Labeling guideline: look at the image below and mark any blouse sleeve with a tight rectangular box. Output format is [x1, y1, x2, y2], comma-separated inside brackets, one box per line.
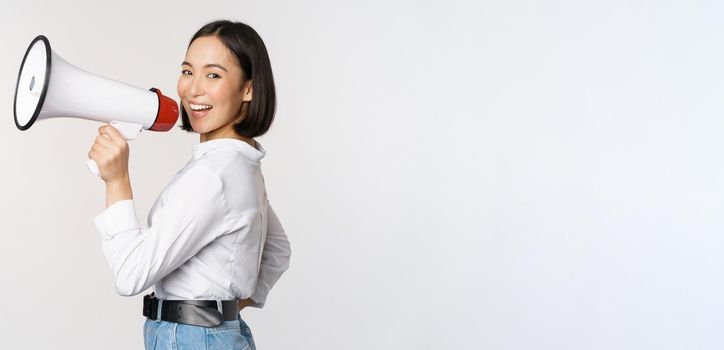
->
[250, 202, 291, 308]
[93, 166, 227, 296]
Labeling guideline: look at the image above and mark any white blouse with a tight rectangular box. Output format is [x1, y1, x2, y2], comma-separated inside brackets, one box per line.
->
[94, 138, 291, 307]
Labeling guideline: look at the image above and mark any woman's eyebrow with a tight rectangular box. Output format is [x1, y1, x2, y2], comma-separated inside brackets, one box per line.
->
[181, 61, 228, 72]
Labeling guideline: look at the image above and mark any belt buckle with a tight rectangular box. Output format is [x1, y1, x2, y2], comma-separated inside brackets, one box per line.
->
[143, 294, 158, 320]
[216, 300, 223, 315]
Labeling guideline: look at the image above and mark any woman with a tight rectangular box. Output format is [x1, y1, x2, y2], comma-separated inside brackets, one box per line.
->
[89, 20, 291, 349]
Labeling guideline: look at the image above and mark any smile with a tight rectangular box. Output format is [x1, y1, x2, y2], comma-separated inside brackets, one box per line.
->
[190, 103, 213, 111]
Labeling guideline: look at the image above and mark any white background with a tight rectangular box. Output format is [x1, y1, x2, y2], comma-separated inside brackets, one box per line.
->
[1, 0, 723, 349]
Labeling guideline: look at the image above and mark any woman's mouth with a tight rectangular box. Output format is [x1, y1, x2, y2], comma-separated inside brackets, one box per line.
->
[189, 103, 213, 118]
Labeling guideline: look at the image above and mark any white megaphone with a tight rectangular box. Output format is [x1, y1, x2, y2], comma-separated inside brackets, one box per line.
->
[13, 35, 179, 177]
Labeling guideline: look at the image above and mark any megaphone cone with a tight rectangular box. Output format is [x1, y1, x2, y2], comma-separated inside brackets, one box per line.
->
[13, 35, 179, 176]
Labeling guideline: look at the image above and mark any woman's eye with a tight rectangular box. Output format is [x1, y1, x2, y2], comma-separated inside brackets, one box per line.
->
[207, 73, 221, 79]
[181, 70, 192, 76]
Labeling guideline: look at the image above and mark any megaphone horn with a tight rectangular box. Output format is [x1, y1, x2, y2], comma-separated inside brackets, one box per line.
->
[13, 35, 179, 176]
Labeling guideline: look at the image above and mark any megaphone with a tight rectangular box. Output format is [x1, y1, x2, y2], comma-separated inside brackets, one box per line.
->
[13, 35, 179, 177]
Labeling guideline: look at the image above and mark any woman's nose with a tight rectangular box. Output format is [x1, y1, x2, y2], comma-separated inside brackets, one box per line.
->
[189, 76, 204, 96]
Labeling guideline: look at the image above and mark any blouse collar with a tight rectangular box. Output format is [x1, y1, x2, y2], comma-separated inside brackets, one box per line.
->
[192, 138, 266, 162]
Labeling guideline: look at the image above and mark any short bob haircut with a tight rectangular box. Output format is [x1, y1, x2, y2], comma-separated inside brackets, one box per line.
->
[179, 20, 277, 138]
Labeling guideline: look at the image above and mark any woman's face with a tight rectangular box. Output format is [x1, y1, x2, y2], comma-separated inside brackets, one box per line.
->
[177, 35, 252, 139]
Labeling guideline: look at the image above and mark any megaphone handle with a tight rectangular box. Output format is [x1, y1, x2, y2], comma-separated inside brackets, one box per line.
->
[109, 121, 143, 140]
[87, 159, 101, 177]
[87, 121, 143, 177]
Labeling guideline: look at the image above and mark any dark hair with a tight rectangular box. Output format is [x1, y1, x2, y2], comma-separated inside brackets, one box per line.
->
[179, 20, 276, 138]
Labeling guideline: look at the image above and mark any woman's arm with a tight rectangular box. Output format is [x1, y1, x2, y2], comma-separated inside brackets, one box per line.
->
[95, 166, 227, 296]
[90, 124, 228, 296]
[106, 176, 133, 208]
[250, 203, 291, 308]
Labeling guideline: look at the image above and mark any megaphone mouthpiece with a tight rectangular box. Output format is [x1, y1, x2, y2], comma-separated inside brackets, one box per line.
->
[149, 88, 180, 132]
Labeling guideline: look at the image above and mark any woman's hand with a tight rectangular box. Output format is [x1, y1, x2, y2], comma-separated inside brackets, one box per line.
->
[239, 298, 253, 310]
[88, 124, 130, 184]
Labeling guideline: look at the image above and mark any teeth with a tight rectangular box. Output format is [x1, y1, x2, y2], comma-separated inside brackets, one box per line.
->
[190, 103, 212, 111]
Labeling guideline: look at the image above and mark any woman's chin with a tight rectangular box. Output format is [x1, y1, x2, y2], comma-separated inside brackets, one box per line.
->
[190, 122, 208, 134]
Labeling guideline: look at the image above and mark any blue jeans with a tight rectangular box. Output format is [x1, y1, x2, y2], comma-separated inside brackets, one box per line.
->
[143, 316, 256, 350]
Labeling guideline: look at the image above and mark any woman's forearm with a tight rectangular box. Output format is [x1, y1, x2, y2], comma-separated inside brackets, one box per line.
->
[106, 175, 133, 208]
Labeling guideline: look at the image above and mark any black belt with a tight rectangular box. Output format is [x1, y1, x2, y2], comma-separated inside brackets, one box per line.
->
[143, 293, 239, 327]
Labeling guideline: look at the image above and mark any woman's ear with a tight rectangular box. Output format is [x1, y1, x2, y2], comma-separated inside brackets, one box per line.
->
[242, 80, 253, 102]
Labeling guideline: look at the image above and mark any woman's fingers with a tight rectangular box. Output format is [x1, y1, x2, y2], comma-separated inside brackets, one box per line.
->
[95, 133, 115, 153]
[99, 124, 126, 146]
[91, 143, 108, 159]
[95, 125, 127, 156]
[88, 149, 101, 161]
[89, 123, 130, 182]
